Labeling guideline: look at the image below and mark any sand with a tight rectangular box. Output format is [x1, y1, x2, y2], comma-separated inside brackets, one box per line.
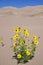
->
[0, 5, 43, 65]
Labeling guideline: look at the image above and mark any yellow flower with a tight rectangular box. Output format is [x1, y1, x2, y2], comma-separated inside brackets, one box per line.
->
[17, 54, 22, 59]
[19, 40, 25, 45]
[24, 29, 29, 37]
[13, 42, 17, 47]
[13, 34, 19, 40]
[24, 29, 28, 32]
[33, 35, 37, 40]
[33, 40, 39, 45]
[25, 49, 31, 56]
[14, 27, 21, 33]
[24, 32, 29, 37]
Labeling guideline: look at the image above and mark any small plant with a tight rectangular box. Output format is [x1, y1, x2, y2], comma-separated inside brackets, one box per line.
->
[0, 37, 5, 47]
[11, 27, 39, 64]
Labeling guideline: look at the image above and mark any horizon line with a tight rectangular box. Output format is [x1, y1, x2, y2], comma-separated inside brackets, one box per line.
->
[0, 5, 43, 8]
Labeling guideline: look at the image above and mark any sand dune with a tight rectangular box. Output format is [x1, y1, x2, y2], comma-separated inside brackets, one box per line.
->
[0, 6, 43, 65]
[0, 6, 43, 17]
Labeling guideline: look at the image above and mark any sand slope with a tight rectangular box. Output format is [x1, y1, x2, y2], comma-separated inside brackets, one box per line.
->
[0, 6, 43, 65]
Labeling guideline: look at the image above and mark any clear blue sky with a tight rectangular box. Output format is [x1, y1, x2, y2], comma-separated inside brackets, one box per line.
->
[0, 0, 43, 8]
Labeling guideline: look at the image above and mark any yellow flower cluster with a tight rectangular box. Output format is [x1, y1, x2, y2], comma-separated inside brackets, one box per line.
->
[14, 27, 21, 33]
[25, 49, 31, 56]
[11, 27, 39, 63]
[12, 28, 30, 40]
[32, 35, 39, 45]
[19, 39, 25, 45]
[24, 29, 29, 37]
[13, 34, 19, 40]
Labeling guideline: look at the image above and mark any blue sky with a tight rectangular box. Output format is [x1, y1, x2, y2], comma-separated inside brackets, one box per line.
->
[0, 0, 43, 8]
